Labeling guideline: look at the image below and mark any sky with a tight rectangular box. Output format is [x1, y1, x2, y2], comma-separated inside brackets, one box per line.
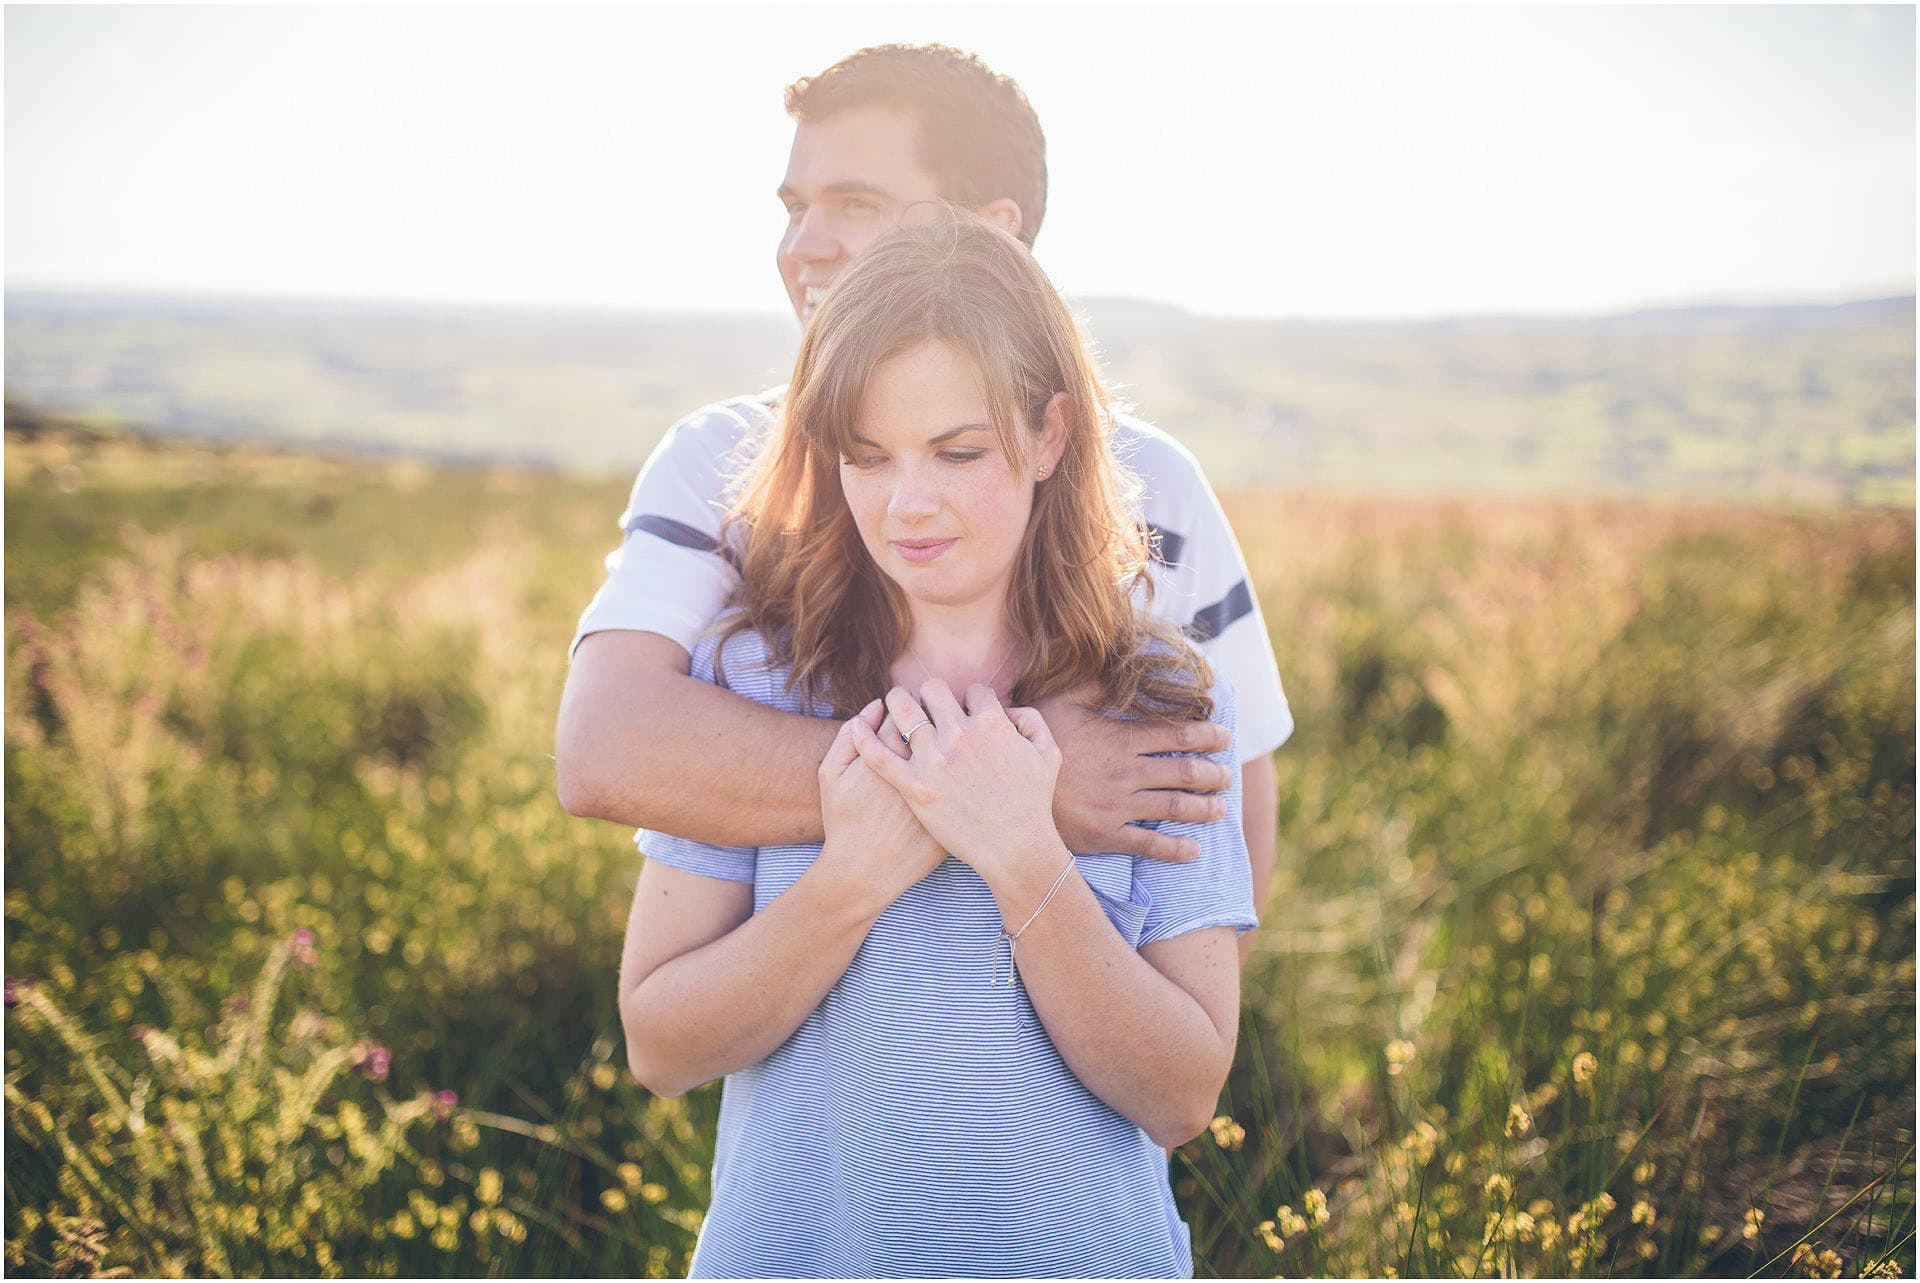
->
[6, 4, 1914, 319]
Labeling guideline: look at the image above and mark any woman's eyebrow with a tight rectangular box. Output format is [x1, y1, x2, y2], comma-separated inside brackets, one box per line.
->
[847, 423, 992, 448]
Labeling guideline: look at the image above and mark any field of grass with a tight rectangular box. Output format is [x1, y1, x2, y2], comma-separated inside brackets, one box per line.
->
[4, 409, 1914, 1277]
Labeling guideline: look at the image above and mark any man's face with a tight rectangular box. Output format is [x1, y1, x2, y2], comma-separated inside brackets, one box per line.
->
[777, 106, 947, 324]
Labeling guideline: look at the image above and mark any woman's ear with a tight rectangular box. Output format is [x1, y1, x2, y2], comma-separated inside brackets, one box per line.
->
[1035, 393, 1071, 478]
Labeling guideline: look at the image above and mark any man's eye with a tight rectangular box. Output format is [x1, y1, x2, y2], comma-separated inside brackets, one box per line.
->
[844, 199, 880, 216]
[784, 203, 806, 223]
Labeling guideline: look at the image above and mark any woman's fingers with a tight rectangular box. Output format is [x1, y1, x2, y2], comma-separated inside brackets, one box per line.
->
[876, 714, 911, 758]
[1007, 705, 1057, 755]
[885, 685, 934, 750]
[819, 703, 874, 778]
[918, 678, 966, 731]
[963, 682, 1004, 719]
[850, 715, 916, 793]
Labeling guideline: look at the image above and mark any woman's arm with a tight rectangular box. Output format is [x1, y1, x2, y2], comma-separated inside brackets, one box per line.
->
[980, 852, 1239, 1147]
[854, 680, 1246, 1145]
[619, 704, 948, 1097]
[617, 857, 880, 1098]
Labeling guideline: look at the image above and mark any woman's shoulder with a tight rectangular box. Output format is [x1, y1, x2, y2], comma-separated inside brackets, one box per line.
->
[688, 613, 818, 714]
[1133, 626, 1237, 730]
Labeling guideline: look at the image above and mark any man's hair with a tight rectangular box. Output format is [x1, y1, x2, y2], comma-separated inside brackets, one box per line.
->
[785, 44, 1049, 247]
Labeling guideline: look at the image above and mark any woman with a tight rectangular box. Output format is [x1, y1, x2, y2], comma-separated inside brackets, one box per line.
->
[616, 209, 1255, 1278]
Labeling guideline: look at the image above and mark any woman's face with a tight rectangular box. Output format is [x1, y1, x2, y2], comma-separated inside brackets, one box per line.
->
[840, 339, 1064, 614]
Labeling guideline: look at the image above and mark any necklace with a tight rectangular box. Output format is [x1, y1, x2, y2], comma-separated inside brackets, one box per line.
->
[908, 639, 1019, 697]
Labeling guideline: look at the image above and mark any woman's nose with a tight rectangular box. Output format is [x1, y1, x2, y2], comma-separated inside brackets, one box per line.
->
[886, 471, 940, 522]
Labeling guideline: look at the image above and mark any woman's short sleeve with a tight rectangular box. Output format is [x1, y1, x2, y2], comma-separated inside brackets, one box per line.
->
[1130, 678, 1260, 945]
[629, 622, 773, 886]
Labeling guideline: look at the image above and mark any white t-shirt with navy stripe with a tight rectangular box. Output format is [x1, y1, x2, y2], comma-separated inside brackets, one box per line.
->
[642, 624, 1257, 1279]
[570, 390, 1294, 761]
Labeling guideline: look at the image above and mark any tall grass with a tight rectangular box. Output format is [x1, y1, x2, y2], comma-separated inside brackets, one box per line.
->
[6, 421, 1913, 1276]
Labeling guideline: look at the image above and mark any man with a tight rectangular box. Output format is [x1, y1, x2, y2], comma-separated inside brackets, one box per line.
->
[556, 44, 1290, 933]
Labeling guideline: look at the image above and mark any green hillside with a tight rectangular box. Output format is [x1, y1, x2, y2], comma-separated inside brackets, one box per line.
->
[7, 292, 1912, 504]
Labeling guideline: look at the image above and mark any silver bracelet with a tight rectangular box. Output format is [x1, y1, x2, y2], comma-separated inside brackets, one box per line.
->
[990, 851, 1078, 989]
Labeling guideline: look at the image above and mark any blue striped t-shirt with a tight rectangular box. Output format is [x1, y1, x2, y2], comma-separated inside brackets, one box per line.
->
[639, 624, 1258, 1279]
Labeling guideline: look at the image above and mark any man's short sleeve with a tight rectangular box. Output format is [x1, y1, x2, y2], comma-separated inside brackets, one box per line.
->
[1131, 681, 1260, 945]
[1116, 416, 1294, 763]
[569, 395, 773, 658]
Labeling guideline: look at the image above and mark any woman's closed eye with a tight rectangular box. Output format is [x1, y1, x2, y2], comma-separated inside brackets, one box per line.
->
[840, 450, 986, 469]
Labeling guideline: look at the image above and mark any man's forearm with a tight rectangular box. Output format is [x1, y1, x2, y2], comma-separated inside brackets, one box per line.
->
[982, 850, 1238, 1147]
[1239, 754, 1279, 964]
[557, 631, 838, 845]
[622, 862, 881, 1097]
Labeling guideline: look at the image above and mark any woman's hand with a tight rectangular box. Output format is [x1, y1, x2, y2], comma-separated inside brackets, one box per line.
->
[851, 679, 1065, 883]
[817, 699, 949, 915]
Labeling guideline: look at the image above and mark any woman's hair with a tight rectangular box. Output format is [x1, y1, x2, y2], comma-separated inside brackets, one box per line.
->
[719, 207, 1212, 724]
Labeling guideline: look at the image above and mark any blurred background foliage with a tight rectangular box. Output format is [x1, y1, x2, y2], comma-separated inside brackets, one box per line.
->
[7, 292, 1913, 505]
[4, 374, 1914, 1277]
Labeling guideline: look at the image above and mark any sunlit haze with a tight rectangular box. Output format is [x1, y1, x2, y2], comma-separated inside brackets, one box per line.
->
[7, 5, 1914, 319]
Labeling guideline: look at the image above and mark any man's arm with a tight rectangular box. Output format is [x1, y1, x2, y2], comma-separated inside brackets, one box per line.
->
[558, 631, 1238, 852]
[1238, 754, 1278, 964]
[556, 631, 838, 846]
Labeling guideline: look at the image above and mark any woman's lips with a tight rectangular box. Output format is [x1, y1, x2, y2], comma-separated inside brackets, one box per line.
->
[891, 538, 957, 564]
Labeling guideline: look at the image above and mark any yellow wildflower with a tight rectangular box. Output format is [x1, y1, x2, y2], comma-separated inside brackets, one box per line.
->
[476, 1168, 503, 1206]
[1743, 1207, 1765, 1241]
[591, 1062, 618, 1091]
[1631, 1198, 1655, 1227]
[1303, 1188, 1329, 1227]
[1484, 1173, 1513, 1202]
[1633, 1160, 1655, 1184]
[618, 1162, 644, 1194]
[1208, 1115, 1246, 1150]
[1385, 1039, 1416, 1076]
[640, 1182, 668, 1204]
[1277, 1205, 1309, 1237]
[1637, 1240, 1658, 1261]
[1571, 1051, 1598, 1087]
[1255, 1219, 1283, 1253]
[601, 1188, 629, 1214]
[1505, 1103, 1532, 1138]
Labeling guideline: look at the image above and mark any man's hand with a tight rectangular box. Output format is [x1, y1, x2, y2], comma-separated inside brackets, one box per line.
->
[1036, 691, 1232, 862]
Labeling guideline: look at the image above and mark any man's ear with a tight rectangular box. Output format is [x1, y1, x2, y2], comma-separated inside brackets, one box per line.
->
[972, 197, 1024, 241]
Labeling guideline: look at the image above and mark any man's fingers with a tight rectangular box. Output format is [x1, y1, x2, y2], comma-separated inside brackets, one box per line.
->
[1137, 789, 1228, 825]
[1137, 752, 1234, 795]
[884, 686, 934, 749]
[1134, 717, 1231, 758]
[851, 716, 916, 792]
[1107, 824, 1201, 864]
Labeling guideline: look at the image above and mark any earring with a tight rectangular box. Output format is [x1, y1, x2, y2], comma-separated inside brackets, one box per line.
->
[1036, 465, 1051, 479]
